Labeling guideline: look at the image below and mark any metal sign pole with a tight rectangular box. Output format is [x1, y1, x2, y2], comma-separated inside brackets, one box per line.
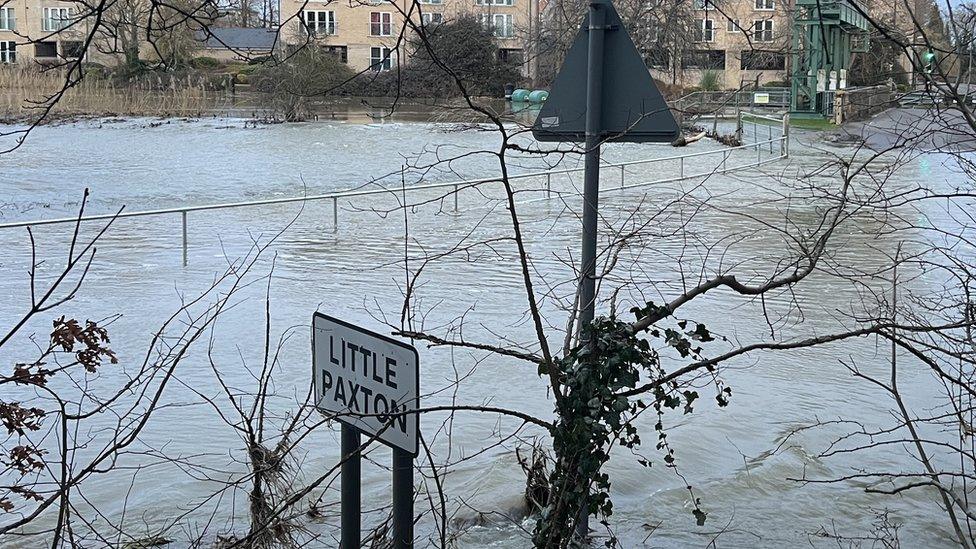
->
[314, 314, 420, 549]
[577, 0, 606, 541]
[340, 424, 361, 549]
[392, 448, 414, 549]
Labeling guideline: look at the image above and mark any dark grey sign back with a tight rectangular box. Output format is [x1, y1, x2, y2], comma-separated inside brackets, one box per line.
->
[531, 0, 679, 143]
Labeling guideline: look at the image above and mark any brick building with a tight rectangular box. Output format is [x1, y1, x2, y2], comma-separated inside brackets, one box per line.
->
[0, 0, 85, 64]
[645, 0, 793, 89]
[277, 0, 540, 78]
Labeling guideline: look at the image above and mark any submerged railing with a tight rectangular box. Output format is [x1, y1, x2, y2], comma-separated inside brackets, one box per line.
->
[0, 112, 789, 265]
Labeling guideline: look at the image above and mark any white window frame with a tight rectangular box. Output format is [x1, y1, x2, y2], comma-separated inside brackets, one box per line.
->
[693, 0, 711, 10]
[369, 46, 394, 71]
[480, 13, 514, 37]
[42, 7, 71, 31]
[493, 13, 513, 37]
[420, 0, 442, 4]
[369, 11, 392, 36]
[696, 19, 714, 42]
[0, 7, 15, 31]
[726, 18, 739, 32]
[303, 10, 336, 36]
[421, 12, 443, 26]
[0, 41, 15, 64]
[476, 0, 514, 6]
[754, 0, 774, 10]
[753, 19, 773, 42]
[638, 23, 659, 43]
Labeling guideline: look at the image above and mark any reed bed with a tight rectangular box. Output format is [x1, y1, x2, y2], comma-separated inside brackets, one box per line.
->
[0, 67, 229, 121]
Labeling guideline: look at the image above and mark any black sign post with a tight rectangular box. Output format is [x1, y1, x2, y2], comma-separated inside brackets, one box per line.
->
[340, 424, 361, 549]
[313, 313, 420, 549]
[392, 448, 414, 548]
[532, 0, 679, 540]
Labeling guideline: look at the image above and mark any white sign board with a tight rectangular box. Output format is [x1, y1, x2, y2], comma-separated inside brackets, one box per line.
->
[753, 92, 770, 105]
[312, 313, 419, 456]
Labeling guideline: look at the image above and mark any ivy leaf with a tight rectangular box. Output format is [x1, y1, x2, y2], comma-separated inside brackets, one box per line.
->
[682, 390, 699, 414]
[689, 323, 714, 342]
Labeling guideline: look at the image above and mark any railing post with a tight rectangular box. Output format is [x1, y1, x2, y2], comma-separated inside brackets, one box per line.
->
[620, 165, 625, 187]
[546, 173, 551, 198]
[679, 156, 684, 179]
[782, 113, 790, 157]
[757, 141, 762, 164]
[332, 197, 338, 232]
[181, 211, 188, 267]
[453, 185, 458, 212]
[722, 150, 728, 171]
[736, 110, 743, 143]
[768, 125, 773, 153]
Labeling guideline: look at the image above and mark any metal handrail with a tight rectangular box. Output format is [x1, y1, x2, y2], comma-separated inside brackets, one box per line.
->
[739, 112, 784, 123]
[0, 136, 786, 230]
[0, 114, 789, 265]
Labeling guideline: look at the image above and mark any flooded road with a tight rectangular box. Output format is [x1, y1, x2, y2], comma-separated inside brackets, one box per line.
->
[0, 116, 966, 547]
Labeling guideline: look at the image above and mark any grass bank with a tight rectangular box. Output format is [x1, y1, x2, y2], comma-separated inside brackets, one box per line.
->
[0, 67, 230, 123]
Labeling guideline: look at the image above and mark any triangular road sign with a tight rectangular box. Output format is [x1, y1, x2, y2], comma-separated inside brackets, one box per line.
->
[532, 0, 679, 143]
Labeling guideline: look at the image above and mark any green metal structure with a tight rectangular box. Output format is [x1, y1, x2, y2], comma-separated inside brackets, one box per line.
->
[790, 0, 870, 117]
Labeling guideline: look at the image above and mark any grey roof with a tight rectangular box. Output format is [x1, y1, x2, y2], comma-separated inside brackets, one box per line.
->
[199, 27, 278, 51]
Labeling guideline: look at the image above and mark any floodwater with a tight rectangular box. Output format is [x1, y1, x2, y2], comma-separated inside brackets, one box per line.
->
[0, 113, 968, 548]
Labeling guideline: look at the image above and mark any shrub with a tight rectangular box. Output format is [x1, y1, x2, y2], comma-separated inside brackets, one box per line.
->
[251, 48, 356, 121]
[699, 70, 721, 91]
[248, 55, 274, 65]
[190, 56, 223, 70]
[343, 16, 522, 99]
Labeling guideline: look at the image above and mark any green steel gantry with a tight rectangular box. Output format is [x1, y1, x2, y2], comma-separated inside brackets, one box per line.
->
[790, 0, 870, 117]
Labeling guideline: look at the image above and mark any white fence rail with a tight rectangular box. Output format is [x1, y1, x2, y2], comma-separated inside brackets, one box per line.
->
[0, 113, 789, 265]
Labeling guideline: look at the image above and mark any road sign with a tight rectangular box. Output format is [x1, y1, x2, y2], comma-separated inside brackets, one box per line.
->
[529, 0, 680, 540]
[312, 313, 419, 456]
[531, 0, 678, 143]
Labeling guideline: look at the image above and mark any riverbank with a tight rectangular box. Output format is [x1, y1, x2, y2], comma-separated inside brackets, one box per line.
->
[0, 67, 231, 123]
[0, 64, 544, 126]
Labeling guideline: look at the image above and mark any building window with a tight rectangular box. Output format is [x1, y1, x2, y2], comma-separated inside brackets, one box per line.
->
[741, 50, 785, 70]
[420, 0, 442, 4]
[62, 41, 83, 58]
[34, 41, 57, 57]
[303, 10, 336, 36]
[42, 7, 71, 31]
[421, 12, 443, 26]
[643, 47, 669, 70]
[636, 22, 659, 43]
[370, 12, 392, 36]
[476, 0, 514, 5]
[753, 19, 773, 42]
[324, 45, 347, 63]
[370, 46, 393, 71]
[498, 48, 522, 64]
[755, 0, 774, 10]
[0, 41, 15, 64]
[726, 18, 739, 32]
[0, 7, 15, 31]
[695, 19, 714, 42]
[479, 13, 513, 37]
[693, 0, 711, 10]
[681, 49, 725, 69]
